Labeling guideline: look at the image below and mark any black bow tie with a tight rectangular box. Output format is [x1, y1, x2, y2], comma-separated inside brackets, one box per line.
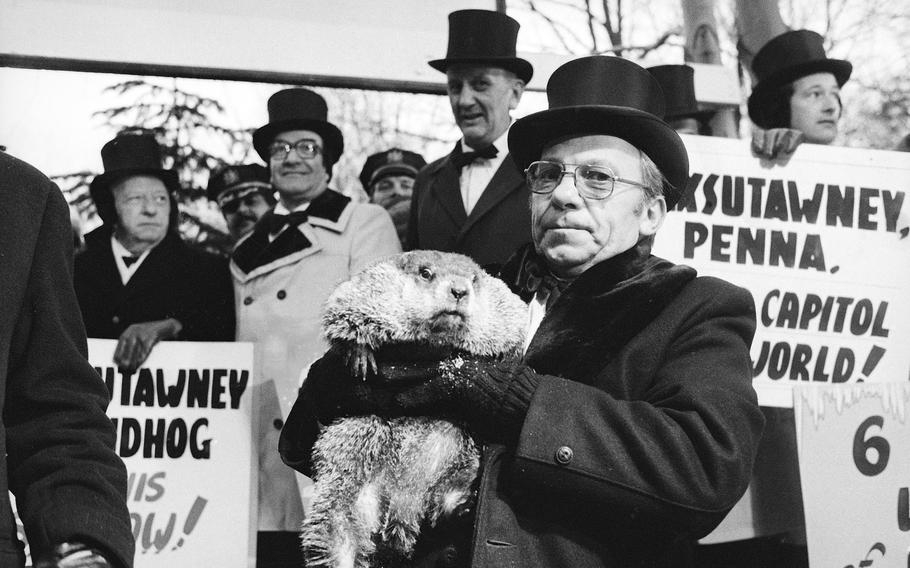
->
[122, 255, 139, 267]
[267, 211, 309, 234]
[452, 145, 498, 169]
[519, 253, 572, 310]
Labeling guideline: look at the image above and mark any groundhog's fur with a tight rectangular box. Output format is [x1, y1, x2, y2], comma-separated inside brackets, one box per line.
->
[301, 250, 528, 568]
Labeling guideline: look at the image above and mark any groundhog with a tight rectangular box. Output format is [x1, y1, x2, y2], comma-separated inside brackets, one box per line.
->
[301, 250, 528, 568]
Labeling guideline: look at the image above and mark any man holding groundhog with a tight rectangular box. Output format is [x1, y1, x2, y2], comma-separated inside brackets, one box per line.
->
[281, 56, 764, 567]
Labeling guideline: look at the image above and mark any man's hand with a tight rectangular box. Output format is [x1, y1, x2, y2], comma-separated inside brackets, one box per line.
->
[301, 347, 402, 425]
[113, 318, 182, 372]
[751, 127, 805, 160]
[390, 355, 539, 444]
[34, 542, 114, 568]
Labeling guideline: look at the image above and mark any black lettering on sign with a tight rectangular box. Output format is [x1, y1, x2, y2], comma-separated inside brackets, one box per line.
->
[853, 416, 890, 477]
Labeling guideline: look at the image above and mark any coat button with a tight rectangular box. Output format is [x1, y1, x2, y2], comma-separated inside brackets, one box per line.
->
[554, 445, 573, 465]
[111, 315, 120, 324]
[273, 418, 284, 430]
[243, 296, 253, 306]
[277, 290, 287, 300]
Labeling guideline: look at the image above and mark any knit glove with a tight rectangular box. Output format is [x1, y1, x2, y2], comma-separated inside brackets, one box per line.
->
[34, 542, 115, 568]
[388, 354, 541, 445]
[300, 347, 401, 425]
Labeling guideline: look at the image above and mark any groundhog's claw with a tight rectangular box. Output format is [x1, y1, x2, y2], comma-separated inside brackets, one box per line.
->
[346, 344, 377, 380]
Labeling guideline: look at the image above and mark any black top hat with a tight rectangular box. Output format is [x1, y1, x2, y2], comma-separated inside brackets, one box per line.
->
[648, 64, 715, 122]
[89, 132, 180, 224]
[748, 29, 852, 128]
[509, 56, 689, 208]
[207, 163, 272, 203]
[358, 148, 427, 194]
[252, 88, 344, 165]
[429, 10, 533, 84]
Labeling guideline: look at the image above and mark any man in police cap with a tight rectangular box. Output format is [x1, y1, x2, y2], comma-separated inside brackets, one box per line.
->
[359, 147, 426, 247]
[408, 9, 533, 270]
[207, 163, 275, 244]
[232, 87, 400, 567]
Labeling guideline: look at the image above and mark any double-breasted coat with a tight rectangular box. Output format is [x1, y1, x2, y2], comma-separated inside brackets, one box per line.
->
[281, 244, 765, 567]
[406, 147, 531, 270]
[0, 152, 133, 567]
[231, 189, 400, 532]
[73, 226, 235, 342]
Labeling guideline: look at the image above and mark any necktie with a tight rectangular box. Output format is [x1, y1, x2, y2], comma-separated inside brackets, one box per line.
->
[122, 255, 139, 267]
[451, 145, 498, 169]
[267, 211, 309, 234]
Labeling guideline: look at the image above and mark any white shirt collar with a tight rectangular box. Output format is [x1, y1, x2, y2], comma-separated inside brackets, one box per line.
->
[459, 126, 510, 155]
[111, 235, 154, 285]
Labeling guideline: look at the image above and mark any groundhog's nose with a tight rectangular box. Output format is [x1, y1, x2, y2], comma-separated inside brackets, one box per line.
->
[450, 286, 468, 301]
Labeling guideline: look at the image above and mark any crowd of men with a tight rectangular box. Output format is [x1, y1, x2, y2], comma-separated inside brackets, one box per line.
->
[3, 7, 871, 568]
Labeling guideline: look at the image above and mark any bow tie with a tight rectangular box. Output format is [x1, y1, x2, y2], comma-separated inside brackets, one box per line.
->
[519, 252, 572, 310]
[267, 211, 309, 234]
[451, 145, 498, 169]
[122, 255, 139, 267]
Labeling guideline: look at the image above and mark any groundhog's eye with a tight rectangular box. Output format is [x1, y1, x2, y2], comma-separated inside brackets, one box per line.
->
[418, 266, 434, 281]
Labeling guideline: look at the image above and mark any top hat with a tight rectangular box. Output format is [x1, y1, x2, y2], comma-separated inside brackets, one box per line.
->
[429, 10, 533, 84]
[747, 29, 852, 128]
[207, 163, 273, 204]
[509, 56, 689, 208]
[358, 148, 427, 194]
[252, 88, 344, 165]
[89, 132, 180, 224]
[648, 64, 715, 122]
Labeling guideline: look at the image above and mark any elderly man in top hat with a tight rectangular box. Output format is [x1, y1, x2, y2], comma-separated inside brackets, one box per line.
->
[231, 87, 400, 567]
[407, 9, 533, 270]
[359, 147, 426, 247]
[649, 64, 716, 136]
[748, 29, 852, 159]
[207, 163, 275, 244]
[281, 56, 764, 568]
[74, 132, 235, 372]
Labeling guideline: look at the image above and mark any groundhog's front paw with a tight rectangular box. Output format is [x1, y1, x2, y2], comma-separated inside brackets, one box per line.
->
[345, 343, 377, 380]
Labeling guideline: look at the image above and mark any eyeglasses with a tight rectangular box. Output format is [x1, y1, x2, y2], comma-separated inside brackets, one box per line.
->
[268, 140, 322, 161]
[525, 160, 649, 200]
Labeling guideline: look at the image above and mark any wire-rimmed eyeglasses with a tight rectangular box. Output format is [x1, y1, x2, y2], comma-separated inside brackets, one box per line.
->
[525, 160, 649, 200]
[268, 140, 322, 161]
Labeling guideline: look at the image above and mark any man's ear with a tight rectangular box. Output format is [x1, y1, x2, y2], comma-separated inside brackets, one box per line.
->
[639, 196, 667, 237]
[509, 79, 525, 111]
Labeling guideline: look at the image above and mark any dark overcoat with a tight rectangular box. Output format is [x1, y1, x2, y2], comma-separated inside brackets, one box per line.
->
[74, 226, 235, 341]
[281, 244, 765, 567]
[406, 148, 531, 270]
[0, 152, 134, 567]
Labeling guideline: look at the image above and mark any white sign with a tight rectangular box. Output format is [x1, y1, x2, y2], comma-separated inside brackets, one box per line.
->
[89, 339, 256, 568]
[653, 137, 910, 407]
[794, 382, 910, 568]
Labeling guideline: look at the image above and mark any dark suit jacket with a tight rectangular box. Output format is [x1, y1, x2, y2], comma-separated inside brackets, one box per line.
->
[407, 147, 531, 270]
[0, 152, 134, 567]
[74, 226, 235, 341]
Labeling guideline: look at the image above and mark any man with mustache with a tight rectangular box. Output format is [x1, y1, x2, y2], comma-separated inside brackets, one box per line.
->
[231, 88, 400, 568]
[359, 147, 426, 248]
[407, 9, 533, 271]
[208, 163, 275, 244]
[748, 29, 851, 160]
[282, 56, 764, 568]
